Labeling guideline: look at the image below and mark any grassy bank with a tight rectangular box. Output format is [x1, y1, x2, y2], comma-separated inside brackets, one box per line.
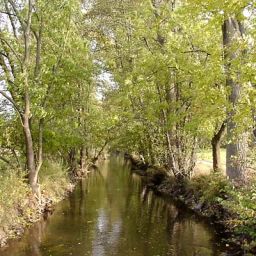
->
[128, 154, 256, 255]
[0, 160, 75, 247]
[154, 173, 256, 254]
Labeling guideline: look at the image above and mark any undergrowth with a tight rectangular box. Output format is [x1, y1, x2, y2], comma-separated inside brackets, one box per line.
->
[39, 160, 72, 203]
[189, 172, 256, 252]
[0, 171, 30, 231]
[0, 160, 73, 246]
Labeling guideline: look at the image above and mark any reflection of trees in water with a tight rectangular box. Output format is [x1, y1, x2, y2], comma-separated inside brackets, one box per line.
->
[0, 157, 224, 256]
[0, 216, 48, 256]
[92, 208, 122, 256]
[139, 186, 221, 256]
[78, 159, 221, 255]
[68, 168, 104, 217]
[70, 157, 127, 256]
[78, 179, 86, 217]
[98, 159, 220, 256]
[104, 157, 134, 218]
[141, 187, 179, 237]
[87, 157, 132, 255]
[27, 219, 48, 256]
[166, 207, 217, 255]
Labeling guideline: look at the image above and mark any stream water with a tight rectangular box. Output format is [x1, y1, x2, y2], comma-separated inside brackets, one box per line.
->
[0, 156, 227, 256]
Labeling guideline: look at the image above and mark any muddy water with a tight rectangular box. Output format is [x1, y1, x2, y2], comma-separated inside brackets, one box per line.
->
[0, 156, 226, 256]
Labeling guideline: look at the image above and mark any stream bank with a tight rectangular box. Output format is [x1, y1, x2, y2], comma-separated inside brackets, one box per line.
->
[126, 153, 255, 255]
[0, 156, 228, 256]
[0, 163, 87, 248]
[0, 182, 75, 248]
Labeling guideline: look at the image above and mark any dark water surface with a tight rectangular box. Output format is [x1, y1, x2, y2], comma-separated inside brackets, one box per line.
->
[0, 156, 226, 256]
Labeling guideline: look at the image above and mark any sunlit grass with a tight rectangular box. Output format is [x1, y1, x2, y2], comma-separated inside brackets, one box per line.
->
[195, 148, 226, 175]
[197, 148, 226, 163]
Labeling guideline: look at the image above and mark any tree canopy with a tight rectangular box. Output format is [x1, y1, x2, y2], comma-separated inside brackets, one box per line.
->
[0, 0, 256, 190]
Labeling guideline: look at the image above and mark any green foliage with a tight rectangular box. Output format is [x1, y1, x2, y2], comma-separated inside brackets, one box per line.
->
[88, 0, 228, 174]
[189, 173, 256, 250]
[0, 161, 73, 242]
[39, 160, 72, 203]
[0, 171, 30, 233]
[223, 181, 256, 237]
[190, 173, 231, 203]
[39, 160, 67, 182]
[0, 0, 256, 250]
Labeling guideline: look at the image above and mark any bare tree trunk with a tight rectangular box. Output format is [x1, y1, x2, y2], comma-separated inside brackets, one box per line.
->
[37, 119, 43, 172]
[68, 148, 77, 172]
[79, 146, 86, 172]
[23, 107, 38, 194]
[223, 16, 248, 181]
[211, 121, 226, 171]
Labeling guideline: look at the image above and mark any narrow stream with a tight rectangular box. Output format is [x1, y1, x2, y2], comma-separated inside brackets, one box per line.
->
[0, 156, 226, 256]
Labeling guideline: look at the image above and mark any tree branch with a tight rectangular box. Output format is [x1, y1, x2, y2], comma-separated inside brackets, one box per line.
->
[182, 49, 211, 55]
[0, 155, 14, 167]
[0, 90, 23, 117]
[0, 37, 23, 66]
[7, 0, 26, 30]
[4, 0, 18, 39]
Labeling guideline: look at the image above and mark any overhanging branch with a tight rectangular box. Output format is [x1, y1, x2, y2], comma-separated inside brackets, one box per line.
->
[0, 90, 23, 117]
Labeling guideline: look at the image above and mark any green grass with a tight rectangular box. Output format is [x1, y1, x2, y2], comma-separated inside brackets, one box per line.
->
[39, 160, 72, 202]
[0, 170, 33, 240]
[0, 160, 73, 245]
[197, 148, 226, 163]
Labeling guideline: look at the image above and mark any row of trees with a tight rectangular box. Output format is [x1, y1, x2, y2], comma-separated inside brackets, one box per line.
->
[0, 0, 113, 195]
[87, 0, 256, 182]
[1, 0, 256, 195]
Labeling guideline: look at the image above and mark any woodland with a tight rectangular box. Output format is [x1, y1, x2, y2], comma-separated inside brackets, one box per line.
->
[0, 0, 256, 253]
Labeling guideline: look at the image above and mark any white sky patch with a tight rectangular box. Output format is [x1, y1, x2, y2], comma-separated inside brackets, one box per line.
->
[98, 72, 115, 86]
[96, 71, 117, 100]
[244, 8, 251, 18]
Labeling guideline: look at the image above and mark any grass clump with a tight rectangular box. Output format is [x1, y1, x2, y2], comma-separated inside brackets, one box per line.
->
[0, 170, 36, 243]
[39, 160, 73, 203]
[0, 160, 74, 246]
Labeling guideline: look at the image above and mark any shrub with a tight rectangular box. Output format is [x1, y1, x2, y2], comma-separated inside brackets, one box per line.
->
[189, 172, 231, 203]
[189, 172, 256, 251]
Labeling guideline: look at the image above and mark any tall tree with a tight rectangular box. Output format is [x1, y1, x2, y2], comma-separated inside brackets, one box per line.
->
[222, 15, 248, 180]
[0, 0, 93, 193]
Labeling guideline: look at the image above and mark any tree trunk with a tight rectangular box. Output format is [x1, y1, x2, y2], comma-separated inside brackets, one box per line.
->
[92, 141, 108, 163]
[211, 121, 226, 171]
[37, 119, 44, 172]
[222, 16, 247, 181]
[23, 114, 38, 194]
[68, 148, 77, 173]
[79, 146, 86, 172]
[147, 135, 156, 165]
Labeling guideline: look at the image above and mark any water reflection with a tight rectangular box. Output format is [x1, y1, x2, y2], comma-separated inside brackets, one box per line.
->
[0, 156, 225, 256]
[92, 208, 121, 256]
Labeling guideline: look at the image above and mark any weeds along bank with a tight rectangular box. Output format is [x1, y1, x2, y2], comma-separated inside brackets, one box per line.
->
[128, 154, 256, 255]
[0, 160, 75, 247]
[156, 174, 256, 254]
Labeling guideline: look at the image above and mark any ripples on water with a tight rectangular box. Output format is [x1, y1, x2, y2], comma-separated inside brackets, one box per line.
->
[0, 156, 226, 256]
